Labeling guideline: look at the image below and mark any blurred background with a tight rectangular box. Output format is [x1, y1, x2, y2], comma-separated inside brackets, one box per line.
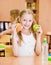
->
[0, 0, 51, 57]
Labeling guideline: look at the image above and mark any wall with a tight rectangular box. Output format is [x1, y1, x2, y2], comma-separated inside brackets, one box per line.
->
[0, 0, 51, 36]
[0, 0, 25, 21]
[39, 0, 51, 38]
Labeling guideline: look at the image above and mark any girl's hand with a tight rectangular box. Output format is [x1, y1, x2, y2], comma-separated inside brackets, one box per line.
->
[36, 25, 43, 37]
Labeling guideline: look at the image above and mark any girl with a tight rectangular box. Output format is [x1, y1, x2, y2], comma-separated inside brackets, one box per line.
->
[0, 9, 42, 56]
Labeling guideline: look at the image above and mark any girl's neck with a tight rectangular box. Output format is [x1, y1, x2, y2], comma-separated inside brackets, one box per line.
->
[21, 29, 31, 35]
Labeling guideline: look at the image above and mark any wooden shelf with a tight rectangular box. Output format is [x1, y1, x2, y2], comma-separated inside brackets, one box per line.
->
[25, 0, 39, 23]
[0, 35, 10, 43]
[26, 0, 34, 2]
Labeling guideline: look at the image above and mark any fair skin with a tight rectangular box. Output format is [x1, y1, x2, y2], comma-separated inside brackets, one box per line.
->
[0, 13, 42, 56]
[20, 13, 33, 35]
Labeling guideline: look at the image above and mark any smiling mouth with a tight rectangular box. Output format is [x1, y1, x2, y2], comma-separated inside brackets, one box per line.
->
[24, 25, 29, 27]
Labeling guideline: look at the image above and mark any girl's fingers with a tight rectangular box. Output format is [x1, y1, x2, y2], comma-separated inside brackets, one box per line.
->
[36, 25, 43, 35]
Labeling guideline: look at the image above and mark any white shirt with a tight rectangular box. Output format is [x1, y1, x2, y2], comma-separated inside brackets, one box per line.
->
[12, 22, 36, 56]
[19, 33, 36, 56]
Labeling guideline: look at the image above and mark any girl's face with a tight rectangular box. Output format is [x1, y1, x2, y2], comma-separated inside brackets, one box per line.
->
[20, 13, 34, 30]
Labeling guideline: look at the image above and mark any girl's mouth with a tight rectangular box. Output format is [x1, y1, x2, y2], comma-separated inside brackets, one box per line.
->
[24, 25, 29, 27]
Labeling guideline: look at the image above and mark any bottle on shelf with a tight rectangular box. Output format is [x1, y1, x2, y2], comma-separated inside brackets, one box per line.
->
[31, 2, 36, 10]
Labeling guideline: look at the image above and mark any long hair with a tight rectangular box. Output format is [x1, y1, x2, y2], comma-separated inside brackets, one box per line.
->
[16, 9, 37, 45]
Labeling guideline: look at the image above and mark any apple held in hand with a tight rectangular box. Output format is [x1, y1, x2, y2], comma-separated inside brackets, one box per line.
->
[33, 24, 39, 32]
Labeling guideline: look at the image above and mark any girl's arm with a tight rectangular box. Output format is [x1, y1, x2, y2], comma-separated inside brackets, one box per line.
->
[35, 26, 42, 56]
[12, 26, 19, 57]
[12, 39, 19, 57]
[35, 36, 42, 56]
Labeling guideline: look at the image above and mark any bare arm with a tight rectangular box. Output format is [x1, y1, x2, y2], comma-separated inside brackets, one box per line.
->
[12, 39, 19, 57]
[35, 25, 42, 56]
[12, 26, 19, 57]
[35, 37, 42, 56]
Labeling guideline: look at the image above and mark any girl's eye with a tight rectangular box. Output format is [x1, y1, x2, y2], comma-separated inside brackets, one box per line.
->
[23, 19, 26, 21]
[29, 20, 31, 22]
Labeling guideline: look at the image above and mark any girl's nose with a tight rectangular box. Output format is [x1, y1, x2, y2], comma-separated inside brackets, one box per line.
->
[25, 20, 28, 25]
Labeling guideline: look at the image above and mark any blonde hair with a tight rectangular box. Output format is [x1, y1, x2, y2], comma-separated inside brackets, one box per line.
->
[17, 9, 37, 45]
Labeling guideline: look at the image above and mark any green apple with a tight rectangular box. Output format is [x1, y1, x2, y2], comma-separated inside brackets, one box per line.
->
[33, 24, 39, 31]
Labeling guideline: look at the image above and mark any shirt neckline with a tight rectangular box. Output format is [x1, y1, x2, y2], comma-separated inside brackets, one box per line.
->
[21, 32, 32, 37]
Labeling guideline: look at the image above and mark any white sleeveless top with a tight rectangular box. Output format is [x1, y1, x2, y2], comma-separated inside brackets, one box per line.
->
[19, 33, 36, 56]
[12, 22, 36, 56]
